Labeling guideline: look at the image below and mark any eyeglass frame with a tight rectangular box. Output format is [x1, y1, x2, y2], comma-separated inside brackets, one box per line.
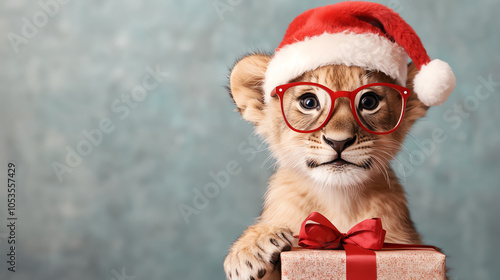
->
[270, 82, 411, 135]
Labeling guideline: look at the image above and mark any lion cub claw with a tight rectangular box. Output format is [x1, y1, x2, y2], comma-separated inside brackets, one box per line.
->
[224, 225, 294, 280]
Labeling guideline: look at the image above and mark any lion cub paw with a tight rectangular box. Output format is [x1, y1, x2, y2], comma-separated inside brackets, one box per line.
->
[224, 226, 294, 280]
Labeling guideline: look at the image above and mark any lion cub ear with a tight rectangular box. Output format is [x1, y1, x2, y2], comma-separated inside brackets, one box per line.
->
[229, 53, 271, 124]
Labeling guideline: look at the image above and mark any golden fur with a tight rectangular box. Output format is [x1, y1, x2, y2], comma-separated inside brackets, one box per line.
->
[224, 53, 428, 280]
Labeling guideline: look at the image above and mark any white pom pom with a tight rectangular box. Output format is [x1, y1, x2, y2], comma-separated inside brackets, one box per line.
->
[413, 59, 456, 106]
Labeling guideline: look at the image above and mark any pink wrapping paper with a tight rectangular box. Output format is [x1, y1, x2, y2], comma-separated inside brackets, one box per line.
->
[281, 248, 446, 280]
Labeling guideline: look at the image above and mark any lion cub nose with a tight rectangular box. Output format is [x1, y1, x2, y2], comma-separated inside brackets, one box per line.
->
[323, 135, 356, 154]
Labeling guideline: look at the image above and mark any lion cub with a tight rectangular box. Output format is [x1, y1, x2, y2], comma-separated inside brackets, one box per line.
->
[223, 53, 428, 280]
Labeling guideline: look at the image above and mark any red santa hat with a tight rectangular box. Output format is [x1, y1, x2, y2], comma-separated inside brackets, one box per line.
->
[263, 2, 456, 106]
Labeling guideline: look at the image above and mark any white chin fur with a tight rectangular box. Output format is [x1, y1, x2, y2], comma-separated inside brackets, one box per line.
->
[308, 166, 371, 190]
[275, 149, 371, 190]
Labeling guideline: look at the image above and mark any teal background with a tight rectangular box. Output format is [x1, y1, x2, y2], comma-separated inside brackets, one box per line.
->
[0, 0, 499, 279]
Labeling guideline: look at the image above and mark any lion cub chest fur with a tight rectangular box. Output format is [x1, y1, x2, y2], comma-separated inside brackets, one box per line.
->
[224, 54, 427, 280]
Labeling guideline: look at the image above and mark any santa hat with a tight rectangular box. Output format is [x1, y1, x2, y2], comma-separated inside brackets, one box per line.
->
[263, 2, 456, 106]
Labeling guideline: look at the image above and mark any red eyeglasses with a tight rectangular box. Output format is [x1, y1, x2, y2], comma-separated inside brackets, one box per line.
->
[271, 82, 411, 135]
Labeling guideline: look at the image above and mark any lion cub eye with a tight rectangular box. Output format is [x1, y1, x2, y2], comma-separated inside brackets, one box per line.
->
[359, 92, 380, 111]
[299, 93, 320, 110]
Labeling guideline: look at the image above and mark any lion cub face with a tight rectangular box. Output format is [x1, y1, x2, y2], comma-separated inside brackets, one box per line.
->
[230, 54, 427, 189]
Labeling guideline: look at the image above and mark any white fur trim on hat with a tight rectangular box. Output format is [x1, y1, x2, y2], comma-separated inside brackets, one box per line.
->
[413, 59, 456, 106]
[263, 32, 409, 102]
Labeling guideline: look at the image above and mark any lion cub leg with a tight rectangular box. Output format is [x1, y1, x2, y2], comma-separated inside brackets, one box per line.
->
[224, 223, 294, 280]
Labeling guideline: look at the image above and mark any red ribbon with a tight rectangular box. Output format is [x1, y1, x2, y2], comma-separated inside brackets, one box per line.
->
[298, 212, 386, 280]
[298, 212, 438, 279]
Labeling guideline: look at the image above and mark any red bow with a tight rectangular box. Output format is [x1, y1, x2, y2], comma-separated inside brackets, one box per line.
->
[298, 212, 387, 280]
[299, 212, 386, 250]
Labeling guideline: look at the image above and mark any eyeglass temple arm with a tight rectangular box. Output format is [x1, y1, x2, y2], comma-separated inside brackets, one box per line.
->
[270, 89, 275, 97]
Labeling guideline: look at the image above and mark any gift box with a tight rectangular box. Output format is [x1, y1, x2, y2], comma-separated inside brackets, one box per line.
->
[282, 212, 446, 280]
[281, 247, 446, 280]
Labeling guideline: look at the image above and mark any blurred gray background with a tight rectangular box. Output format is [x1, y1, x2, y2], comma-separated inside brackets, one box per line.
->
[0, 0, 499, 279]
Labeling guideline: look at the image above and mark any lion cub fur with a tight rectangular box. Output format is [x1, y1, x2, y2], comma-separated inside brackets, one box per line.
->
[224, 53, 428, 280]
